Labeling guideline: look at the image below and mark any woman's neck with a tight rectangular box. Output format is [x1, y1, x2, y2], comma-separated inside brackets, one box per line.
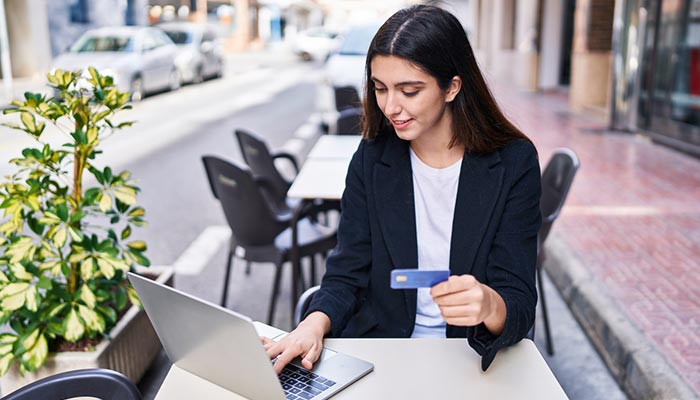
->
[409, 112, 464, 169]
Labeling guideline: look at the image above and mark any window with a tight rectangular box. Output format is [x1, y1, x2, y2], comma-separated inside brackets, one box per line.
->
[70, 0, 90, 24]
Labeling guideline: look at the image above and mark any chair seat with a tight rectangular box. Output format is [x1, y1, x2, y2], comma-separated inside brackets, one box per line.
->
[275, 218, 337, 258]
[235, 218, 336, 264]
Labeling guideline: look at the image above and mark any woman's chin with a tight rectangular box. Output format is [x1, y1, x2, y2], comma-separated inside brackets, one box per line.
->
[395, 129, 418, 142]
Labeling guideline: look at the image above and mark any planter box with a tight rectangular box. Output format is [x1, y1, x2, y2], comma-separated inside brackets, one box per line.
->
[0, 266, 174, 396]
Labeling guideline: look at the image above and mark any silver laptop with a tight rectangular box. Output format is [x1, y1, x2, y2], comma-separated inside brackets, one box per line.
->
[128, 272, 373, 400]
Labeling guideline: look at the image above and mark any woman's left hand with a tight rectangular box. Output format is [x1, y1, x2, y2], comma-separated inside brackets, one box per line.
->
[430, 275, 506, 335]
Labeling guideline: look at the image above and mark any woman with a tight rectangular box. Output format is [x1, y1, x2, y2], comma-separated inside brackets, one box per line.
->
[264, 5, 541, 372]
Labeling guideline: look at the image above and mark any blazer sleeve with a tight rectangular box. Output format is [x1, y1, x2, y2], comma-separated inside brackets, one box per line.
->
[305, 141, 373, 337]
[468, 142, 542, 370]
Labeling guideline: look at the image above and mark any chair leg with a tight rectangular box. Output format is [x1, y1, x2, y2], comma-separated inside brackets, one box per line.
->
[537, 266, 554, 356]
[245, 261, 251, 275]
[221, 249, 235, 307]
[268, 263, 283, 326]
[309, 255, 317, 287]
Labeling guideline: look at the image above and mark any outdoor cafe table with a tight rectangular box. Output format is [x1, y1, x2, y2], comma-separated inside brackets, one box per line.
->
[154, 322, 569, 399]
[305, 135, 362, 160]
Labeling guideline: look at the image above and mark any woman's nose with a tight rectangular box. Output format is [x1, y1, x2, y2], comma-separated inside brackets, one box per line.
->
[385, 91, 402, 115]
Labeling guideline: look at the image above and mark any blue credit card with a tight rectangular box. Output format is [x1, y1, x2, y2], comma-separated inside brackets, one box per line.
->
[390, 269, 450, 289]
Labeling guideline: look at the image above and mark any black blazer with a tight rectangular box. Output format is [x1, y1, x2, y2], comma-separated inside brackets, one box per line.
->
[306, 132, 541, 370]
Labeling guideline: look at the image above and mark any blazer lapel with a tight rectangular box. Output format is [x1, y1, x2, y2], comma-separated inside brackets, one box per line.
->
[450, 151, 504, 276]
[373, 135, 418, 318]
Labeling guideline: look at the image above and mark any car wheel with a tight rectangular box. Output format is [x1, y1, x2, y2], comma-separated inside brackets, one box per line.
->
[130, 76, 144, 102]
[301, 52, 312, 62]
[214, 60, 224, 79]
[168, 69, 180, 91]
[193, 65, 204, 84]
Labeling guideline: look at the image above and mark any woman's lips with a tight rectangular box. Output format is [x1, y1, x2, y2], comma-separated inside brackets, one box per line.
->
[392, 118, 413, 130]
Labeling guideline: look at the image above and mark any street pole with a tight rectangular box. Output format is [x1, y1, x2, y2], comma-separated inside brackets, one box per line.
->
[0, 0, 14, 102]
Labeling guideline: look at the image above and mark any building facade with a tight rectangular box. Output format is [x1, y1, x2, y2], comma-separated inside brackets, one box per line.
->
[463, 0, 699, 156]
[610, 0, 700, 155]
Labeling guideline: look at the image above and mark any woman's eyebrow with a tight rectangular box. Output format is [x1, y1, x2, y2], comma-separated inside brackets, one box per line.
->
[370, 77, 425, 87]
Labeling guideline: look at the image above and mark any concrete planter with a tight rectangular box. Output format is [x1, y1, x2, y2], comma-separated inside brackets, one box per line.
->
[0, 266, 174, 396]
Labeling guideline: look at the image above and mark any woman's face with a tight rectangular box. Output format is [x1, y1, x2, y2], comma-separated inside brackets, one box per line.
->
[369, 55, 459, 142]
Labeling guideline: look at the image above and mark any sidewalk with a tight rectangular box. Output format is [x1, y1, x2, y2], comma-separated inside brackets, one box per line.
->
[492, 84, 699, 399]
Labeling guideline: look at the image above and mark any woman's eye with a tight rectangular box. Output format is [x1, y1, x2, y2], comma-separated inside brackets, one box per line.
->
[374, 87, 387, 93]
[403, 91, 418, 97]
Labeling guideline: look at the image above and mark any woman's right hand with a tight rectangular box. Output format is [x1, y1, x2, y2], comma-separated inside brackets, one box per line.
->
[262, 311, 331, 374]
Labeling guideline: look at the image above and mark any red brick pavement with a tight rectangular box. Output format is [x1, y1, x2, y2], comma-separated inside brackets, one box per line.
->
[492, 84, 700, 394]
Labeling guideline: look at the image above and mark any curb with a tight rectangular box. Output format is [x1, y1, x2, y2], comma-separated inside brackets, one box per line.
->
[544, 234, 697, 400]
[173, 225, 231, 276]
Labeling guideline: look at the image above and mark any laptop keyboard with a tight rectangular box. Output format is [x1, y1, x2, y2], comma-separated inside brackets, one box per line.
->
[278, 362, 336, 400]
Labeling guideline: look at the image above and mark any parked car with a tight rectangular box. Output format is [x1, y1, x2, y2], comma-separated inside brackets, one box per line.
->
[293, 27, 341, 62]
[324, 24, 381, 105]
[159, 22, 224, 84]
[51, 26, 180, 101]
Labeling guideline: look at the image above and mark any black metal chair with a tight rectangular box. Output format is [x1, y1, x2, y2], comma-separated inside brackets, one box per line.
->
[202, 156, 337, 326]
[1, 368, 141, 400]
[333, 85, 361, 111]
[537, 147, 580, 356]
[235, 129, 300, 215]
[336, 107, 363, 136]
[294, 285, 321, 327]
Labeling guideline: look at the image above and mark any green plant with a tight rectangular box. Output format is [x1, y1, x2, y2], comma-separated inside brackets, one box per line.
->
[0, 68, 149, 375]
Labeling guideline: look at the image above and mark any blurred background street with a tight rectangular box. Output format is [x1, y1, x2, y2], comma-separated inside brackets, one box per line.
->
[0, 0, 699, 399]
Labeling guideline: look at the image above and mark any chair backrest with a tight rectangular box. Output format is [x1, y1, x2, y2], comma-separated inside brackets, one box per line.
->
[539, 148, 580, 243]
[235, 129, 291, 211]
[1, 368, 141, 400]
[334, 85, 361, 111]
[336, 107, 363, 136]
[202, 156, 287, 247]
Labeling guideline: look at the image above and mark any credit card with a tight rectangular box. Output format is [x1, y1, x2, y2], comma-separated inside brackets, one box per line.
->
[390, 269, 450, 289]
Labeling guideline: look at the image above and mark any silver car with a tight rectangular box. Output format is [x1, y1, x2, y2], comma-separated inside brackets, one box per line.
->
[159, 22, 224, 84]
[51, 26, 180, 101]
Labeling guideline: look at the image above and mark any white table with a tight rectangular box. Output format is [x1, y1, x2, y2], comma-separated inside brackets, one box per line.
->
[287, 135, 360, 201]
[286, 158, 351, 200]
[154, 323, 569, 399]
[306, 135, 362, 160]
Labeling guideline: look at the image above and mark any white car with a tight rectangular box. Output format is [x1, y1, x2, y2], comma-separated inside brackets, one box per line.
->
[293, 27, 341, 62]
[51, 26, 180, 101]
[159, 22, 224, 84]
[324, 24, 381, 105]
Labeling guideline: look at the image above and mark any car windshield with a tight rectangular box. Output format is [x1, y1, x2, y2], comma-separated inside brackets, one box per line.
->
[338, 26, 378, 56]
[71, 35, 134, 52]
[164, 30, 192, 44]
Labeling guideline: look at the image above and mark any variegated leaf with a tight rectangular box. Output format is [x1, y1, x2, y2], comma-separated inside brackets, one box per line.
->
[77, 305, 105, 333]
[112, 186, 136, 205]
[24, 286, 39, 312]
[63, 308, 85, 342]
[20, 334, 47, 372]
[52, 226, 67, 248]
[98, 193, 112, 212]
[96, 258, 114, 279]
[81, 258, 95, 280]
[0, 353, 13, 376]
[9, 263, 32, 281]
[80, 284, 96, 308]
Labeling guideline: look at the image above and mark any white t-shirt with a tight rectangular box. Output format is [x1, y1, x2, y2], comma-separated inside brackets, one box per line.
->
[409, 147, 462, 338]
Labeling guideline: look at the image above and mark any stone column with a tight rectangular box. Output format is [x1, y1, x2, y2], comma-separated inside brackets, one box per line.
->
[3, 0, 52, 78]
[228, 0, 250, 51]
[569, 0, 615, 113]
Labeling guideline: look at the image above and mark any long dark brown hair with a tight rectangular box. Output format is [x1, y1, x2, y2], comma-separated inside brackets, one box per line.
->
[362, 5, 531, 154]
